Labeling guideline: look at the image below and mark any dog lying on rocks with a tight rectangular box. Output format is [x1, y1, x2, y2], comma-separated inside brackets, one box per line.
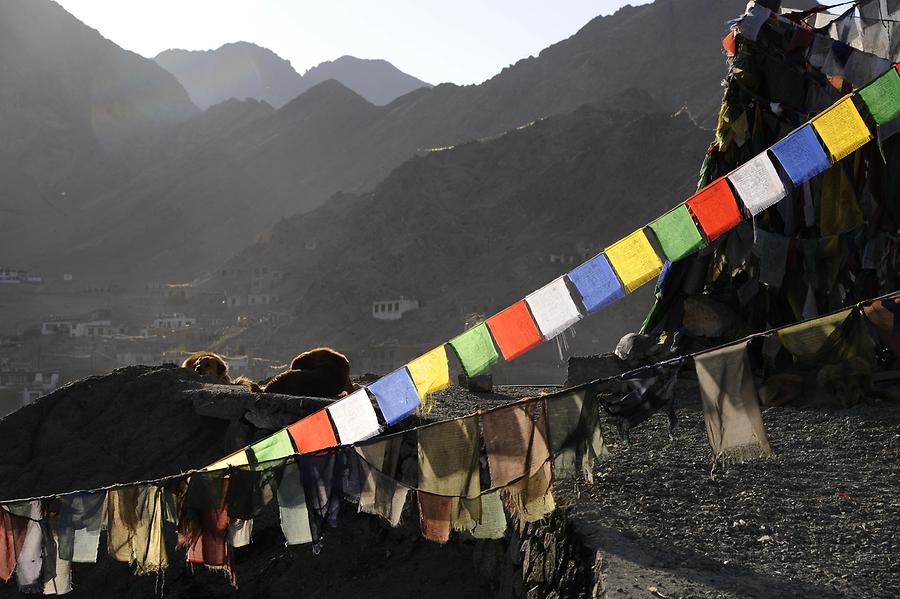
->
[262, 347, 355, 398]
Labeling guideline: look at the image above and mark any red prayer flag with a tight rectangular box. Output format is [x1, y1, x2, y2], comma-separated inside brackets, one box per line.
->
[722, 31, 736, 57]
[686, 177, 742, 241]
[0, 510, 27, 582]
[287, 410, 338, 454]
[486, 300, 542, 361]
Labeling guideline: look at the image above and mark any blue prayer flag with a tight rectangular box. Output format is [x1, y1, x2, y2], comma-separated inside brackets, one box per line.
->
[566, 253, 625, 314]
[770, 124, 831, 187]
[368, 368, 420, 425]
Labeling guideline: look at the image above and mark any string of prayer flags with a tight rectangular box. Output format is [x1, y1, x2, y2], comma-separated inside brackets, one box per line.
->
[368, 368, 421, 425]
[648, 205, 707, 262]
[695, 341, 771, 464]
[447, 323, 499, 377]
[287, 409, 338, 454]
[604, 230, 663, 293]
[525, 277, 583, 340]
[566, 253, 625, 313]
[326, 388, 381, 444]
[249, 429, 295, 464]
[811, 95, 873, 162]
[856, 66, 900, 125]
[277, 462, 313, 545]
[486, 301, 543, 361]
[727, 152, 788, 215]
[406, 346, 451, 401]
[770, 125, 833, 187]
[58, 493, 105, 563]
[417, 416, 481, 499]
[686, 177, 743, 242]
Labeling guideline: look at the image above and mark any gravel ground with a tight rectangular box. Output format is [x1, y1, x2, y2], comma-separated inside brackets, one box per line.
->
[567, 382, 900, 599]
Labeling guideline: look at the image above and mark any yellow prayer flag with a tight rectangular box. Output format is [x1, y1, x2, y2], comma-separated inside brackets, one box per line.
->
[604, 229, 663, 293]
[205, 449, 249, 471]
[811, 95, 873, 163]
[406, 346, 450, 402]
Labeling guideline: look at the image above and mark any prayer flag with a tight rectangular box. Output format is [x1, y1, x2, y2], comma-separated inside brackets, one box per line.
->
[525, 277, 583, 340]
[447, 323, 499, 377]
[685, 177, 743, 241]
[58, 493, 106, 564]
[249, 429, 295, 464]
[326, 388, 381, 444]
[486, 300, 543, 361]
[206, 449, 249, 471]
[857, 66, 900, 125]
[727, 152, 788, 216]
[287, 409, 338, 454]
[545, 389, 606, 482]
[406, 346, 450, 401]
[417, 415, 481, 498]
[471, 491, 508, 539]
[277, 462, 313, 545]
[418, 492, 452, 544]
[811, 95, 873, 162]
[604, 229, 663, 293]
[481, 400, 550, 487]
[737, 4, 771, 41]
[369, 368, 420, 425]
[695, 342, 771, 463]
[770, 125, 832, 187]
[566, 254, 625, 313]
[648, 204, 706, 262]
[778, 309, 851, 357]
[0, 508, 27, 582]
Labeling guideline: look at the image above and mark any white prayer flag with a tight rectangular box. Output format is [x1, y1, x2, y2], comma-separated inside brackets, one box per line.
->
[737, 3, 772, 42]
[525, 277, 583, 340]
[727, 152, 787, 216]
[326, 388, 381, 444]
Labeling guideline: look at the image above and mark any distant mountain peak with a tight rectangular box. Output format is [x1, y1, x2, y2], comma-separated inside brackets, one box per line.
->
[154, 44, 430, 109]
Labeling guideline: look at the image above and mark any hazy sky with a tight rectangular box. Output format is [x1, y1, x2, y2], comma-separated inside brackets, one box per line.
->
[54, 1, 652, 85]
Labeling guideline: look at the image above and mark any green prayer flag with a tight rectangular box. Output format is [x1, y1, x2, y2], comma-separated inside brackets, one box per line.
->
[648, 204, 706, 262]
[857, 68, 900, 125]
[249, 429, 295, 464]
[448, 323, 499, 377]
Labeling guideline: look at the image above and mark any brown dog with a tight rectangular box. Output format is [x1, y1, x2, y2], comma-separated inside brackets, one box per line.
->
[181, 351, 231, 383]
[263, 347, 354, 398]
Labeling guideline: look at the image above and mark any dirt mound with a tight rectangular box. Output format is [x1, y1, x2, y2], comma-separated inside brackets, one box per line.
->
[0, 365, 332, 501]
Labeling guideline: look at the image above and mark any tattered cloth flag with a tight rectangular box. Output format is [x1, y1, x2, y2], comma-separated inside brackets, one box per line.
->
[417, 491, 452, 544]
[566, 253, 625, 313]
[417, 415, 481, 499]
[448, 323, 499, 377]
[695, 341, 771, 464]
[770, 124, 833, 187]
[819, 165, 863, 236]
[811, 95, 873, 163]
[179, 472, 232, 580]
[486, 300, 543, 361]
[686, 177, 743, 242]
[863, 295, 900, 356]
[727, 151, 788, 216]
[15, 501, 43, 592]
[470, 491, 508, 539]
[525, 277, 583, 340]
[356, 433, 413, 527]
[326, 388, 381, 444]
[369, 367, 421, 426]
[648, 204, 707, 262]
[502, 460, 555, 524]
[605, 230, 664, 293]
[42, 521, 73, 595]
[779, 307, 874, 368]
[287, 409, 338, 454]
[480, 399, 550, 487]
[226, 465, 278, 521]
[0, 507, 28, 582]
[277, 461, 313, 546]
[736, 3, 771, 42]
[58, 492, 105, 563]
[752, 229, 790, 288]
[108, 486, 168, 575]
[249, 429, 295, 464]
[406, 346, 451, 401]
[545, 387, 607, 483]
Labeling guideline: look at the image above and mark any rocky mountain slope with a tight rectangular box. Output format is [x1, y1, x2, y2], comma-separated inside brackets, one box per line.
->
[51, 0, 751, 282]
[155, 43, 431, 109]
